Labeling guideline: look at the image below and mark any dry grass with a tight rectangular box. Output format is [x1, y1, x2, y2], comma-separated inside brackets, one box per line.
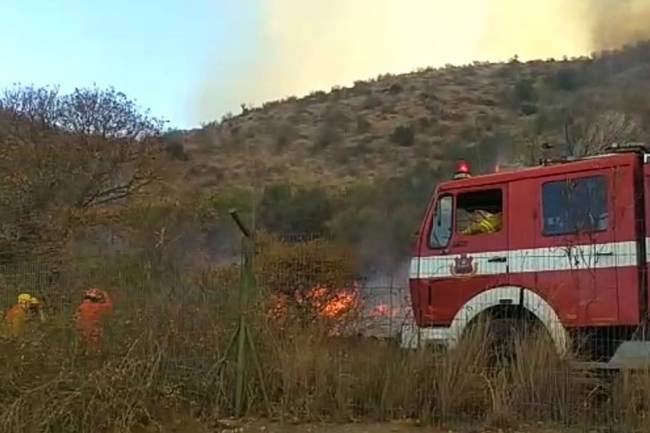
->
[2, 289, 649, 433]
[1, 246, 649, 433]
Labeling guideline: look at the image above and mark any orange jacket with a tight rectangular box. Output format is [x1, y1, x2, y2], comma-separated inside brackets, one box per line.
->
[75, 294, 113, 334]
[4, 305, 29, 338]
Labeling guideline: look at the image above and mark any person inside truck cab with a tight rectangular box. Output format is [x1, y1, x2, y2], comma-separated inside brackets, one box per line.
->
[458, 208, 502, 235]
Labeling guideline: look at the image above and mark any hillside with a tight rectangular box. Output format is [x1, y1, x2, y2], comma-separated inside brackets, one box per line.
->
[169, 42, 650, 190]
[3, 42, 650, 271]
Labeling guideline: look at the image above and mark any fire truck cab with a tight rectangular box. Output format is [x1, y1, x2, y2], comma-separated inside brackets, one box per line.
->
[403, 147, 650, 367]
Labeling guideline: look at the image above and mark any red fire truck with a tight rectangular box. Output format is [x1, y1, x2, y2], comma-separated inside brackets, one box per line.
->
[402, 146, 650, 368]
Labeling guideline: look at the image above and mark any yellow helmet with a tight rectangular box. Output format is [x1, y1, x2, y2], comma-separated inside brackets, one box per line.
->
[30, 297, 40, 306]
[18, 293, 32, 304]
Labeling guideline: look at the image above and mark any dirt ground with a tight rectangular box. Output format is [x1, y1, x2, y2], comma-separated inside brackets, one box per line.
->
[136, 415, 566, 433]
[145, 419, 465, 433]
[237, 421, 440, 433]
[235, 421, 573, 433]
[136, 418, 439, 433]
[214, 420, 563, 433]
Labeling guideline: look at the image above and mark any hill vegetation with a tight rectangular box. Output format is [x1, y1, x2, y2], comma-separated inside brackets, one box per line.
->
[172, 41, 650, 266]
[3, 42, 650, 271]
[178, 42, 650, 188]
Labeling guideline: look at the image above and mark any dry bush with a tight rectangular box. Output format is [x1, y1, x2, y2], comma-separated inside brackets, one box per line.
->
[0, 290, 648, 433]
[608, 369, 650, 432]
[431, 321, 492, 422]
[201, 233, 361, 332]
[0, 287, 239, 433]
[2, 248, 649, 432]
[508, 328, 579, 421]
[0, 85, 165, 264]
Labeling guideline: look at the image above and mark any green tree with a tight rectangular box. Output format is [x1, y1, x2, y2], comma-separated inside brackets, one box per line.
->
[554, 67, 583, 92]
[391, 124, 415, 147]
[258, 184, 333, 237]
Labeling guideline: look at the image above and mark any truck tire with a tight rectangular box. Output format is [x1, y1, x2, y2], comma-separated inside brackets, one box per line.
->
[488, 316, 555, 366]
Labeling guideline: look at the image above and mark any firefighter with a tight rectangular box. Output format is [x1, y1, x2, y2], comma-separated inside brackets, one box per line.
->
[28, 296, 46, 324]
[74, 288, 113, 354]
[461, 209, 502, 235]
[3, 293, 35, 338]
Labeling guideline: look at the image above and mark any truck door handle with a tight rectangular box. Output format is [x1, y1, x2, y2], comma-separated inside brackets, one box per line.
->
[453, 240, 468, 247]
[488, 256, 507, 263]
[596, 251, 613, 257]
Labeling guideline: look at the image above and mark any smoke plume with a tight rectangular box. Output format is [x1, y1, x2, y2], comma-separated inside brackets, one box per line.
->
[590, 0, 650, 50]
[196, 0, 650, 123]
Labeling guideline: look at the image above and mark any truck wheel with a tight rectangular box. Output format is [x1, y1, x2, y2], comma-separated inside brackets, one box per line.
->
[489, 318, 526, 365]
[487, 317, 554, 366]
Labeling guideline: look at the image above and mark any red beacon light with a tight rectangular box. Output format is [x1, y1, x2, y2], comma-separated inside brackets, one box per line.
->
[454, 160, 471, 179]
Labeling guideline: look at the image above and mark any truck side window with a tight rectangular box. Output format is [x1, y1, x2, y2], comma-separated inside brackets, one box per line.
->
[429, 195, 453, 248]
[456, 189, 503, 236]
[542, 175, 608, 236]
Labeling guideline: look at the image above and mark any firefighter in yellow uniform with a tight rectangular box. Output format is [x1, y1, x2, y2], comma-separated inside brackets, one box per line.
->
[461, 210, 502, 235]
[3, 293, 46, 338]
[3, 293, 33, 338]
[28, 296, 46, 324]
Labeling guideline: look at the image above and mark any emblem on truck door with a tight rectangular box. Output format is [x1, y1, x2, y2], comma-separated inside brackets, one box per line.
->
[450, 254, 477, 277]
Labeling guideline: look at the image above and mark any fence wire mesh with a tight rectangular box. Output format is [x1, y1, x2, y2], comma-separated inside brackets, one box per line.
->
[0, 234, 649, 432]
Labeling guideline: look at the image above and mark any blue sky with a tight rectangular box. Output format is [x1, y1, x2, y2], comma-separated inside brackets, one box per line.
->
[2, 1, 624, 130]
[0, 0, 260, 129]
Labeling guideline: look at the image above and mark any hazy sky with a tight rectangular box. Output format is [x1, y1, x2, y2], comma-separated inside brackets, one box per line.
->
[0, 0, 259, 129]
[2, 1, 648, 129]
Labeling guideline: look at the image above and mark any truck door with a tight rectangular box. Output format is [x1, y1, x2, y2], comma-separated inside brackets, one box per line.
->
[537, 169, 619, 326]
[445, 184, 510, 306]
[413, 183, 510, 327]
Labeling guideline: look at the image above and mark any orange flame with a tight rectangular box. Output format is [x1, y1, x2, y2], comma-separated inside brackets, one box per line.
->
[305, 285, 360, 319]
[267, 283, 361, 326]
[321, 290, 359, 318]
[268, 294, 289, 321]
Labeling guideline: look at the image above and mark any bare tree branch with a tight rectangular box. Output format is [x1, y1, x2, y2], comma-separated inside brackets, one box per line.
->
[0, 84, 166, 260]
[564, 110, 641, 157]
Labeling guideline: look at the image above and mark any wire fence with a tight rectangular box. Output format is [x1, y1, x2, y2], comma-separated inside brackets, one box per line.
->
[1, 235, 650, 432]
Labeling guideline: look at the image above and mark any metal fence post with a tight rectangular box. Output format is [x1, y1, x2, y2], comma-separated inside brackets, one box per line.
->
[228, 209, 270, 417]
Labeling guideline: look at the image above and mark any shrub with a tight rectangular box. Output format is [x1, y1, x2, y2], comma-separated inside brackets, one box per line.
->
[514, 77, 537, 103]
[520, 102, 538, 116]
[308, 90, 327, 101]
[316, 124, 341, 148]
[391, 124, 415, 147]
[323, 106, 349, 129]
[258, 183, 333, 237]
[362, 94, 384, 110]
[272, 121, 298, 149]
[554, 67, 582, 92]
[164, 140, 189, 161]
[356, 115, 371, 134]
[388, 83, 403, 94]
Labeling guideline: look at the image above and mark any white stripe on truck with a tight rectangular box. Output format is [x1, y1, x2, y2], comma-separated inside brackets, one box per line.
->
[410, 240, 639, 280]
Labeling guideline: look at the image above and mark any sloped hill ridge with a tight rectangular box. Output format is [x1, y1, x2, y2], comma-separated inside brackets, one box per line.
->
[171, 42, 650, 189]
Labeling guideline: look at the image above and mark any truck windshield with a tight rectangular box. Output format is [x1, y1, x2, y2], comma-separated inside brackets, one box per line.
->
[429, 195, 453, 248]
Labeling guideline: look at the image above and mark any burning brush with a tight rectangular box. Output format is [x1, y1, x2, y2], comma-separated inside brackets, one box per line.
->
[267, 282, 362, 335]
